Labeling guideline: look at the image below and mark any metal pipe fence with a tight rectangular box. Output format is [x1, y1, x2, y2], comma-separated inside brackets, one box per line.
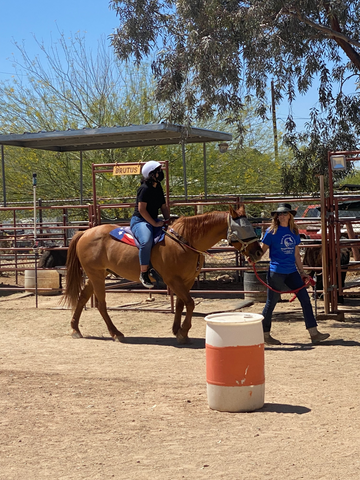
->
[1, 194, 360, 314]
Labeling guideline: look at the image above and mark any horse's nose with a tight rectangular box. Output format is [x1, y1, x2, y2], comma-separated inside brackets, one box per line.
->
[256, 249, 263, 260]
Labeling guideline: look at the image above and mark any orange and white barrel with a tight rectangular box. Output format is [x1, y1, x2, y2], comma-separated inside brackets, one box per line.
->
[205, 312, 265, 412]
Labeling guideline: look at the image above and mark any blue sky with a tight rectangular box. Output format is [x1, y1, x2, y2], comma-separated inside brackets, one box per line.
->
[0, 0, 352, 132]
[0, 1, 116, 79]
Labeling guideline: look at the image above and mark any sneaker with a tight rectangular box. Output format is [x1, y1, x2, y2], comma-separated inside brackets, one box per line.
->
[264, 332, 282, 345]
[139, 271, 154, 289]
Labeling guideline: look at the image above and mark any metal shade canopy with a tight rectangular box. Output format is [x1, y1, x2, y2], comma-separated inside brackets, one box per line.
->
[0, 123, 232, 205]
[0, 123, 232, 152]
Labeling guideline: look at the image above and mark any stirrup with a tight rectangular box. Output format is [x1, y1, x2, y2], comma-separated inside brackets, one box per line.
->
[149, 267, 162, 282]
[139, 271, 154, 289]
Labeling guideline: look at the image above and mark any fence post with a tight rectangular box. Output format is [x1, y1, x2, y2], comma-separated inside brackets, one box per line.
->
[320, 175, 329, 314]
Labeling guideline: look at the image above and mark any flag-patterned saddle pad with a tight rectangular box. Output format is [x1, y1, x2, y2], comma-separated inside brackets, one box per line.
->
[109, 226, 165, 248]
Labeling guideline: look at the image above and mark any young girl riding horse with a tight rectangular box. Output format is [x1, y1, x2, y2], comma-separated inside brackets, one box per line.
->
[130, 161, 170, 288]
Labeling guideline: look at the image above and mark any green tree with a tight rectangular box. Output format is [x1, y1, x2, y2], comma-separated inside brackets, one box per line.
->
[110, 0, 360, 125]
[110, 0, 360, 192]
[0, 31, 286, 210]
[0, 33, 170, 207]
[0, 32, 165, 132]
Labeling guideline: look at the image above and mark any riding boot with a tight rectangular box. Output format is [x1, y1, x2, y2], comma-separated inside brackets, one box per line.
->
[139, 270, 154, 289]
[308, 327, 330, 344]
[264, 332, 282, 345]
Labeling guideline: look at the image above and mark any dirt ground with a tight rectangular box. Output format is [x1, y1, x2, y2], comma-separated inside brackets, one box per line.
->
[1, 282, 360, 480]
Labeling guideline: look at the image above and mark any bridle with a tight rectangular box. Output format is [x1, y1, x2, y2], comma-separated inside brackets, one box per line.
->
[164, 213, 259, 256]
[226, 214, 259, 253]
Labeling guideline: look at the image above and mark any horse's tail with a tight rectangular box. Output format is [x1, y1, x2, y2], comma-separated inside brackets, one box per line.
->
[62, 231, 85, 311]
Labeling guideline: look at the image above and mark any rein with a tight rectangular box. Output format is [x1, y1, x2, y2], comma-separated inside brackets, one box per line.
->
[164, 228, 213, 256]
[251, 262, 315, 303]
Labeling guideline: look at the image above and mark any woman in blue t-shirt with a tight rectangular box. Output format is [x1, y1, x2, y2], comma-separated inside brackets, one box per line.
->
[260, 203, 330, 345]
[130, 161, 170, 288]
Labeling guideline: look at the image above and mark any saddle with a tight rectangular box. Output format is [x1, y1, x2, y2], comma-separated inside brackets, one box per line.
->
[109, 226, 165, 249]
[109, 226, 165, 287]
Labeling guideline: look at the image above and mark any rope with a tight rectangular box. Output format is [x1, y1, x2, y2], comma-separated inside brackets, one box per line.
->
[251, 262, 315, 303]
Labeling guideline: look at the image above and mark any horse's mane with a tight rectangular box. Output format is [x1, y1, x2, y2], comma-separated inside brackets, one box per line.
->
[171, 211, 227, 241]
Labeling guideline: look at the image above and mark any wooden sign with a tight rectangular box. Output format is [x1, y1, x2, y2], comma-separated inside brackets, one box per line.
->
[113, 164, 141, 176]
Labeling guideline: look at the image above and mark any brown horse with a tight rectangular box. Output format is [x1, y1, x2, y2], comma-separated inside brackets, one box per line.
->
[63, 205, 263, 343]
[303, 244, 350, 304]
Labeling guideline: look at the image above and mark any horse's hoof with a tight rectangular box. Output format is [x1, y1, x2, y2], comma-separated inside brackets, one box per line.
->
[176, 332, 191, 345]
[113, 334, 125, 343]
[71, 331, 83, 339]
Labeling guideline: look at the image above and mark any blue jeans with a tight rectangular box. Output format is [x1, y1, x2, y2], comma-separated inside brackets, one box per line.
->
[130, 216, 160, 266]
[262, 270, 317, 333]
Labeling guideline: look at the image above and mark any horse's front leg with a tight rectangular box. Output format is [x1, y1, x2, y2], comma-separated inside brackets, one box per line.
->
[177, 295, 195, 344]
[172, 297, 184, 336]
[168, 279, 195, 344]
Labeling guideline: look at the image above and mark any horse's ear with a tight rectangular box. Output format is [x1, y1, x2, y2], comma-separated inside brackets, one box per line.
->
[229, 204, 246, 218]
[238, 204, 246, 216]
[229, 205, 237, 219]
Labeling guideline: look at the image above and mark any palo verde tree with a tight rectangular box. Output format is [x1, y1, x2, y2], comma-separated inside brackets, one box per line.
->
[0, 32, 170, 207]
[0, 33, 165, 132]
[110, 0, 360, 193]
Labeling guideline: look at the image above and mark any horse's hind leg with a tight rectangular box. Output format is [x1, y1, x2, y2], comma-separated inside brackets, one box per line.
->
[71, 281, 94, 338]
[90, 274, 125, 342]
